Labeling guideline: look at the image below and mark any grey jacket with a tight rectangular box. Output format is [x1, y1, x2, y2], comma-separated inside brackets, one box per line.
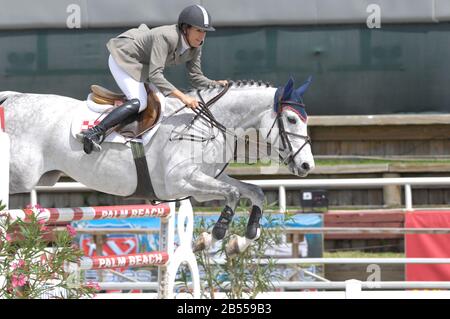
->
[107, 24, 215, 95]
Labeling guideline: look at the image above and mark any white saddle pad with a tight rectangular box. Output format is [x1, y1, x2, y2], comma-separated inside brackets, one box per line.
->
[71, 91, 166, 148]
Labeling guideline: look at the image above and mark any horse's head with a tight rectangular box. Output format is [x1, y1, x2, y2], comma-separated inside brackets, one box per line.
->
[270, 76, 315, 176]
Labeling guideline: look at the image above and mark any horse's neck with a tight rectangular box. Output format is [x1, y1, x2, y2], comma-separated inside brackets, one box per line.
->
[192, 87, 277, 130]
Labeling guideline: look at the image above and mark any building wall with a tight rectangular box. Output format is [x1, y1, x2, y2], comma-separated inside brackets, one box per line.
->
[1, 23, 449, 115]
[1, 0, 450, 29]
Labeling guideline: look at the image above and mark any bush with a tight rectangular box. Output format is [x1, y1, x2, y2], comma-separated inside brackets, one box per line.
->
[0, 203, 97, 299]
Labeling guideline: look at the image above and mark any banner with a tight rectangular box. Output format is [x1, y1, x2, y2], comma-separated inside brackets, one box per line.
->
[405, 211, 450, 281]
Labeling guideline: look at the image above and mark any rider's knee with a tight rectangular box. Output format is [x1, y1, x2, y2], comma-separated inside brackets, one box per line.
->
[128, 98, 146, 113]
[137, 96, 147, 113]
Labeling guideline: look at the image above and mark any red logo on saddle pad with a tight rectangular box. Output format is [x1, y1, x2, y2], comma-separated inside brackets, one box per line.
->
[80, 120, 100, 132]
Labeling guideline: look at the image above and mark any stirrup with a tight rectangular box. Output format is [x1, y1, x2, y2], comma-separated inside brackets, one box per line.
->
[76, 127, 104, 154]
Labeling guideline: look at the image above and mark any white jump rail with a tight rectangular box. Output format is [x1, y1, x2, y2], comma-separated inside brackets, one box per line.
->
[95, 279, 450, 291]
[210, 257, 450, 265]
[30, 177, 450, 213]
[244, 177, 450, 212]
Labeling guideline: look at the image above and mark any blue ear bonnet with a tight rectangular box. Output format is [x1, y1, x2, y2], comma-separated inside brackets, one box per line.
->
[274, 76, 312, 122]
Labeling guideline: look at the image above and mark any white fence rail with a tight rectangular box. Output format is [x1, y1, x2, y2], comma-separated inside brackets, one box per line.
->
[31, 177, 450, 212]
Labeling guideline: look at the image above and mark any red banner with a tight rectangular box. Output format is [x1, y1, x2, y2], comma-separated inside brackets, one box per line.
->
[405, 211, 450, 281]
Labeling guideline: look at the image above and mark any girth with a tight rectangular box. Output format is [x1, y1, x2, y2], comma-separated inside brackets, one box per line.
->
[127, 140, 159, 201]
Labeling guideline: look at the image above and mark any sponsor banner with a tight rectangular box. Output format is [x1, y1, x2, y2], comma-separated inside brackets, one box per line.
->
[405, 211, 450, 281]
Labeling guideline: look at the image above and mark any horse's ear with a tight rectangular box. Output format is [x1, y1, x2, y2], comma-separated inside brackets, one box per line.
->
[294, 75, 313, 98]
[282, 77, 295, 100]
[274, 77, 295, 112]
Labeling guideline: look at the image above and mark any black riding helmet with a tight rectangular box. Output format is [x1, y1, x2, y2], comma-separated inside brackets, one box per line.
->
[178, 5, 215, 31]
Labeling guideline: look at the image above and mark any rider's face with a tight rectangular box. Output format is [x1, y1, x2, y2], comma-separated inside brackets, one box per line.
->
[185, 27, 206, 48]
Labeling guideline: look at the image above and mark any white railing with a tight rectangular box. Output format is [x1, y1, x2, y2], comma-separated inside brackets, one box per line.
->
[245, 177, 450, 212]
[96, 280, 450, 291]
[32, 177, 450, 212]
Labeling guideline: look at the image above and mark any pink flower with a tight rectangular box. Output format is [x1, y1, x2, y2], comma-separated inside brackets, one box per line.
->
[5, 233, 12, 242]
[40, 225, 49, 232]
[66, 225, 77, 237]
[11, 260, 25, 270]
[37, 218, 46, 225]
[25, 204, 45, 216]
[11, 274, 28, 288]
[85, 281, 101, 291]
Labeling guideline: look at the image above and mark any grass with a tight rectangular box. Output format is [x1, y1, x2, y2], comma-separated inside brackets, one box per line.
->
[228, 158, 450, 168]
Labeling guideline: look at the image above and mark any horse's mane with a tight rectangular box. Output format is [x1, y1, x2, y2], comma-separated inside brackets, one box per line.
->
[184, 80, 274, 94]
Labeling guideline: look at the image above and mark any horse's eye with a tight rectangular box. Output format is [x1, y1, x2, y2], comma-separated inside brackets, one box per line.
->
[287, 117, 297, 124]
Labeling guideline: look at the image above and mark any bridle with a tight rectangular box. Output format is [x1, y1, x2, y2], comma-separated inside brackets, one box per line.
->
[266, 97, 312, 167]
[170, 82, 311, 169]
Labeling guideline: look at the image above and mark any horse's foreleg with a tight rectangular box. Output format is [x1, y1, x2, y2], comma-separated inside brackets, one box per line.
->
[180, 170, 241, 252]
[216, 174, 265, 256]
[217, 174, 264, 239]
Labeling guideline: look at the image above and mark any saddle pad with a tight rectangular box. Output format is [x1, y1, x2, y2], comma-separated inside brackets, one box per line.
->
[71, 93, 166, 148]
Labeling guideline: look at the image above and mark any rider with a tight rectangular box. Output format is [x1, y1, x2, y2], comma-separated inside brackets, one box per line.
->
[77, 4, 227, 154]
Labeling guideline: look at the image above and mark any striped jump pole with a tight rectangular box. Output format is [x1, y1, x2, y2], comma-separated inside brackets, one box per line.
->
[4, 204, 170, 223]
[1, 200, 200, 299]
[0, 106, 9, 210]
[79, 252, 169, 270]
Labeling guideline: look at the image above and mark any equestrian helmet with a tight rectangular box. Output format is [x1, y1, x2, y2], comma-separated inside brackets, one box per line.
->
[178, 5, 215, 31]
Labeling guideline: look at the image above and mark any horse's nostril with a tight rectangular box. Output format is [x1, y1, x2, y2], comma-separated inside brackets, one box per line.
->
[301, 162, 310, 171]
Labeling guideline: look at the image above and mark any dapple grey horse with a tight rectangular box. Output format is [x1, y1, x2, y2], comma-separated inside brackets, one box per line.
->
[0, 77, 314, 254]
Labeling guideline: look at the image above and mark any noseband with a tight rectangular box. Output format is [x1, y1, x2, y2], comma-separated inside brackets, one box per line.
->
[266, 100, 311, 166]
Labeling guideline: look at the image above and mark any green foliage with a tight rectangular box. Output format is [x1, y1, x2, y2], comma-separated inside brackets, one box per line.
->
[0, 206, 96, 299]
[191, 203, 291, 299]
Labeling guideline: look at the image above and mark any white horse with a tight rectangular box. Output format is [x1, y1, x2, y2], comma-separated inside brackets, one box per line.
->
[1, 77, 314, 254]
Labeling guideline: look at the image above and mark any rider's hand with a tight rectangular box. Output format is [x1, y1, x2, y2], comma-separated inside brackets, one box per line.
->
[215, 80, 228, 87]
[182, 95, 199, 109]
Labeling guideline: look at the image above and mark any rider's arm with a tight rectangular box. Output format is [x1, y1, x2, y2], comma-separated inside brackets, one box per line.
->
[170, 89, 198, 109]
[186, 49, 216, 88]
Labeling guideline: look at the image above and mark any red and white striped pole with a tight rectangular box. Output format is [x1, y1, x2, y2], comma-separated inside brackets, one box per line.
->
[5, 204, 171, 223]
[79, 252, 169, 270]
[0, 106, 9, 209]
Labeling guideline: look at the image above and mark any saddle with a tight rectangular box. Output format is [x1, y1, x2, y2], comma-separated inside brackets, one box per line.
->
[90, 84, 161, 138]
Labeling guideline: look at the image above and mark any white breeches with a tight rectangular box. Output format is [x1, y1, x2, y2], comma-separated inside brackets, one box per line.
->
[108, 55, 147, 112]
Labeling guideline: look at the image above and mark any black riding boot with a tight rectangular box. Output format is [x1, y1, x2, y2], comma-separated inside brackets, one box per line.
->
[77, 99, 140, 154]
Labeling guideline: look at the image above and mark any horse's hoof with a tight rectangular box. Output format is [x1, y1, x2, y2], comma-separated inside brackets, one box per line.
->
[193, 232, 212, 253]
[225, 235, 251, 257]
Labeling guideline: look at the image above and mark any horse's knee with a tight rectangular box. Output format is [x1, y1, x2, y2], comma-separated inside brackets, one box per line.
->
[225, 187, 240, 206]
[253, 187, 265, 205]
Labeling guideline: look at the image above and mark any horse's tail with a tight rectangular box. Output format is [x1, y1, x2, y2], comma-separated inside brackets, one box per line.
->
[0, 91, 21, 104]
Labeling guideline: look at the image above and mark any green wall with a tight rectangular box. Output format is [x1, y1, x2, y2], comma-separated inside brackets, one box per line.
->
[1, 23, 449, 115]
